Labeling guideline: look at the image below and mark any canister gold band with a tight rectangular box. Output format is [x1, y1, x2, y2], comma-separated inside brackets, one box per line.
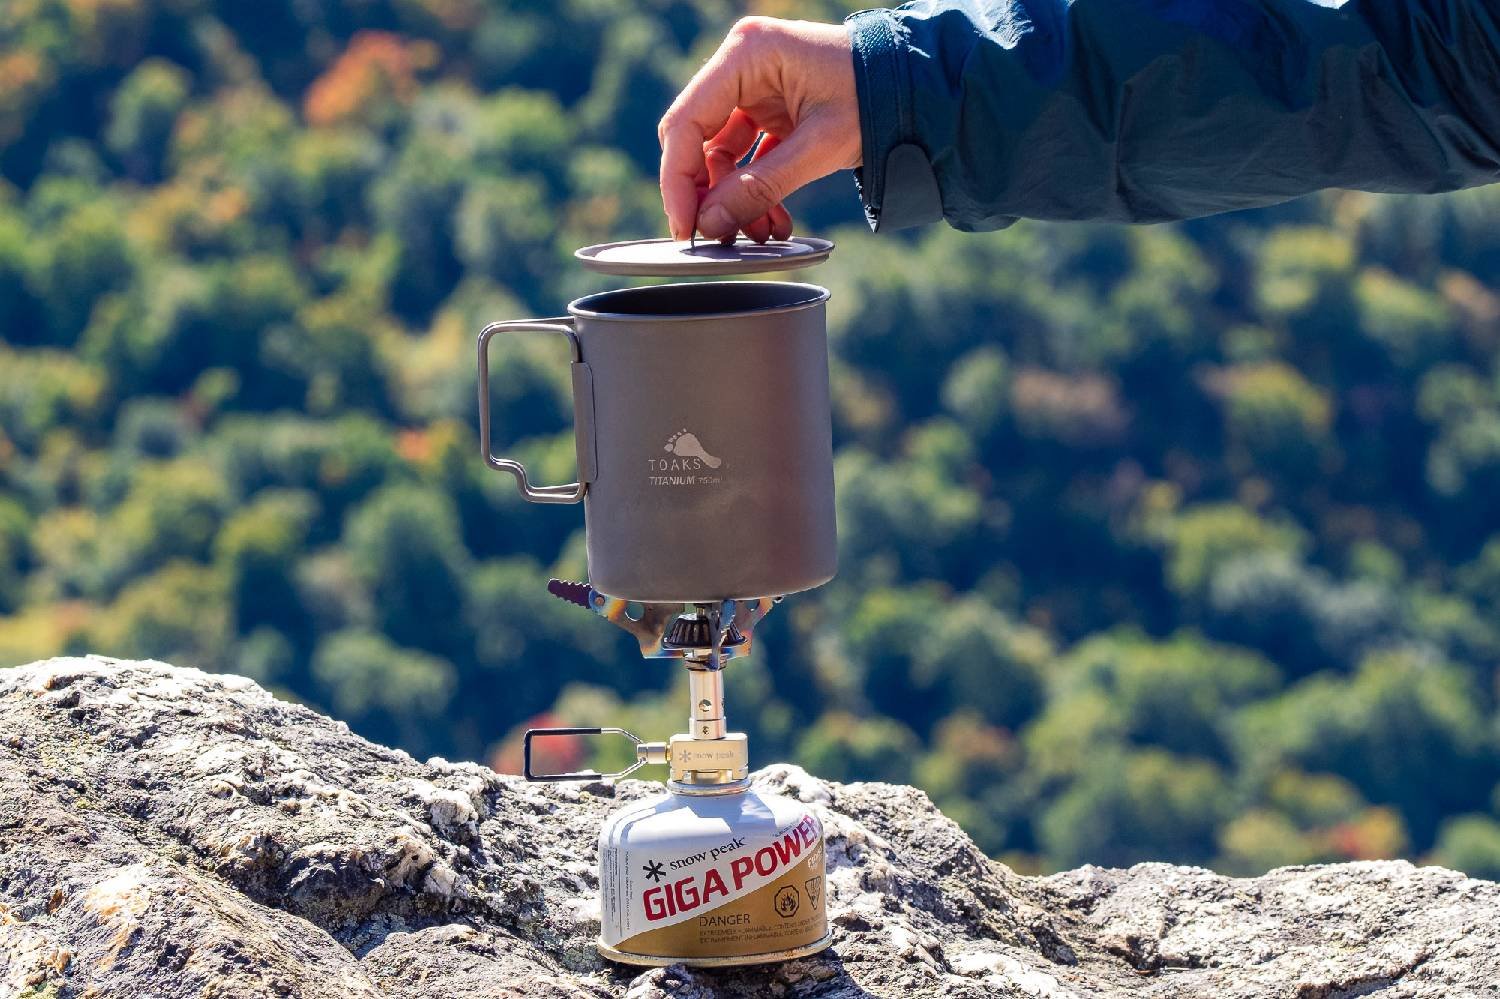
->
[596, 932, 833, 968]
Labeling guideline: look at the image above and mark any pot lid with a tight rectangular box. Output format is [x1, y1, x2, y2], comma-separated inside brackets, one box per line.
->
[574, 235, 833, 276]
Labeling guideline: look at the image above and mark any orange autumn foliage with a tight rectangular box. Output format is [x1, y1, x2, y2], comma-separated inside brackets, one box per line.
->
[396, 428, 432, 464]
[303, 31, 437, 127]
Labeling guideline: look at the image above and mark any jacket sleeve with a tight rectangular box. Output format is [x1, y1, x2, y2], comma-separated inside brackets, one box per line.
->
[846, 0, 1500, 231]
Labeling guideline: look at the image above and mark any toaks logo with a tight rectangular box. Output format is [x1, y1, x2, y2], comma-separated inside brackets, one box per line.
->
[647, 429, 723, 486]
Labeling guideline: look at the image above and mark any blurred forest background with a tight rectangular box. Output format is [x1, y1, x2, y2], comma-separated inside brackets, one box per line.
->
[4, 0, 1500, 880]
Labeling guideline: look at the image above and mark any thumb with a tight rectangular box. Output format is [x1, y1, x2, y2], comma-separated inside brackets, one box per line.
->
[695, 127, 827, 240]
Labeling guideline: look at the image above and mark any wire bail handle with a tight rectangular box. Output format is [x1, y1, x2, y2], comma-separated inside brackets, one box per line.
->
[522, 726, 667, 782]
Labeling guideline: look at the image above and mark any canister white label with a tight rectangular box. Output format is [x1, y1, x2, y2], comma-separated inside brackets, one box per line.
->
[599, 803, 825, 959]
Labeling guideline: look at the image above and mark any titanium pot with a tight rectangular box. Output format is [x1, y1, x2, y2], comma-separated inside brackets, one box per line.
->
[477, 281, 836, 603]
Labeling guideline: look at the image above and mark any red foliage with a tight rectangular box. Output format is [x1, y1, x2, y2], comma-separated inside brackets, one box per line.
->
[491, 712, 587, 777]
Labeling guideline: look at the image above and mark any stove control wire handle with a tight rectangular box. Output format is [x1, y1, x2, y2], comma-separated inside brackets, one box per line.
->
[523, 726, 668, 782]
[477, 318, 597, 504]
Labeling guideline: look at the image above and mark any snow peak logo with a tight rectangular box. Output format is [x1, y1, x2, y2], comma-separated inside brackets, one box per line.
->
[647, 429, 723, 487]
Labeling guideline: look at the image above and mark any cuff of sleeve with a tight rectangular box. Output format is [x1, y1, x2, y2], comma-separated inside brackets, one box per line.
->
[845, 8, 944, 232]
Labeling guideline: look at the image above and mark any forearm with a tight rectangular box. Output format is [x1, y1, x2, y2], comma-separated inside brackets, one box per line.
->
[849, 0, 1500, 230]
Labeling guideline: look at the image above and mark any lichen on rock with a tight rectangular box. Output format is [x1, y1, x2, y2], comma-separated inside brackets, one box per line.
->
[2, 657, 1497, 998]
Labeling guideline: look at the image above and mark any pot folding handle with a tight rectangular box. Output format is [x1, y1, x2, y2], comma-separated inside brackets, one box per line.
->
[477, 318, 596, 503]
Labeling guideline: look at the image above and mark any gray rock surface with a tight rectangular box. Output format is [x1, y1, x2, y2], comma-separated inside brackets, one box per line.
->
[2, 657, 1496, 998]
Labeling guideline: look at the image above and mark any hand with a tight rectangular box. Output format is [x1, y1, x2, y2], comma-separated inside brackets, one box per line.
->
[658, 17, 861, 243]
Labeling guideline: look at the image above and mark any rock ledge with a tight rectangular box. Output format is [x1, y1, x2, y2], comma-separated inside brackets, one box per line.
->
[2, 657, 1496, 998]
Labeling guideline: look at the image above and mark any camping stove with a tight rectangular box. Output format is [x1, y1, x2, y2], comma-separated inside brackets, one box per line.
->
[487, 233, 841, 966]
[523, 582, 830, 967]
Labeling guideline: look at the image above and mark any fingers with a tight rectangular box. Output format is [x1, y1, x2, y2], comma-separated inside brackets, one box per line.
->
[742, 212, 773, 244]
[731, 135, 778, 244]
[704, 109, 760, 187]
[696, 124, 824, 241]
[716, 130, 774, 244]
[746, 133, 791, 243]
[658, 31, 758, 239]
[703, 118, 791, 245]
[768, 201, 794, 241]
[704, 111, 761, 242]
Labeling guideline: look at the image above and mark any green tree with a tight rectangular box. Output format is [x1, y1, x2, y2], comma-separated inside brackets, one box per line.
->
[0, 497, 31, 613]
[343, 483, 470, 659]
[103, 458, 230, 584]
[1237, 651, 1497, 847]
[288, 127, 383, 241]
[1150, 502, 1308, 600]
[916, 712, 1023, 856]
[464, 555, 623, 710]
[1053, 631, 1280, 761]
[27, 199, 135, 345]
[1039, 749, 1232, 868]
[214, 489, 318, 638]
[940, 345, 1009, 441]
[370, 133, 468, 319]
[1255, 226, 1356, 332]
[1216, 770, 1409, 874]
[90, 562, 231, 667]
[1353, 267, 1452, 366]
[1212, 361, 1334, 482]
[212, 414, 400, 519]
[454, 174, 553, 289]
[1431, 815, 1500, 881]
[262, 293, 391, 414]
[796, 711, 921, 786]
[105, 58, 191, 182]
[312, 629, 456, 756]
[0, 205, 37, 342]
[913, 596, 1051, 731]
[835, 421, 985, 582]
[0, 347, 104, 454]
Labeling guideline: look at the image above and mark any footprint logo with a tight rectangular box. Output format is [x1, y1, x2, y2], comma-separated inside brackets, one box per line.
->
[665, 429, 722, 468]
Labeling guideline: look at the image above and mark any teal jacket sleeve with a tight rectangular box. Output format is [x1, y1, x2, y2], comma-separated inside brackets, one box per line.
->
[846, 0, 1500, 230]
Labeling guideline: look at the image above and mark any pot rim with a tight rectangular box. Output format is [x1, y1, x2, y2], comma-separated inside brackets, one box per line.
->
[567, 281, 829, 323]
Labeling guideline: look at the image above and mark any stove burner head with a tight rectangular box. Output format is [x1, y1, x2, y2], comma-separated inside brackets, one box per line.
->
[545, 579, 778, 664]
[664, 614, 712, 649]
[664, 614, 747, 653]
